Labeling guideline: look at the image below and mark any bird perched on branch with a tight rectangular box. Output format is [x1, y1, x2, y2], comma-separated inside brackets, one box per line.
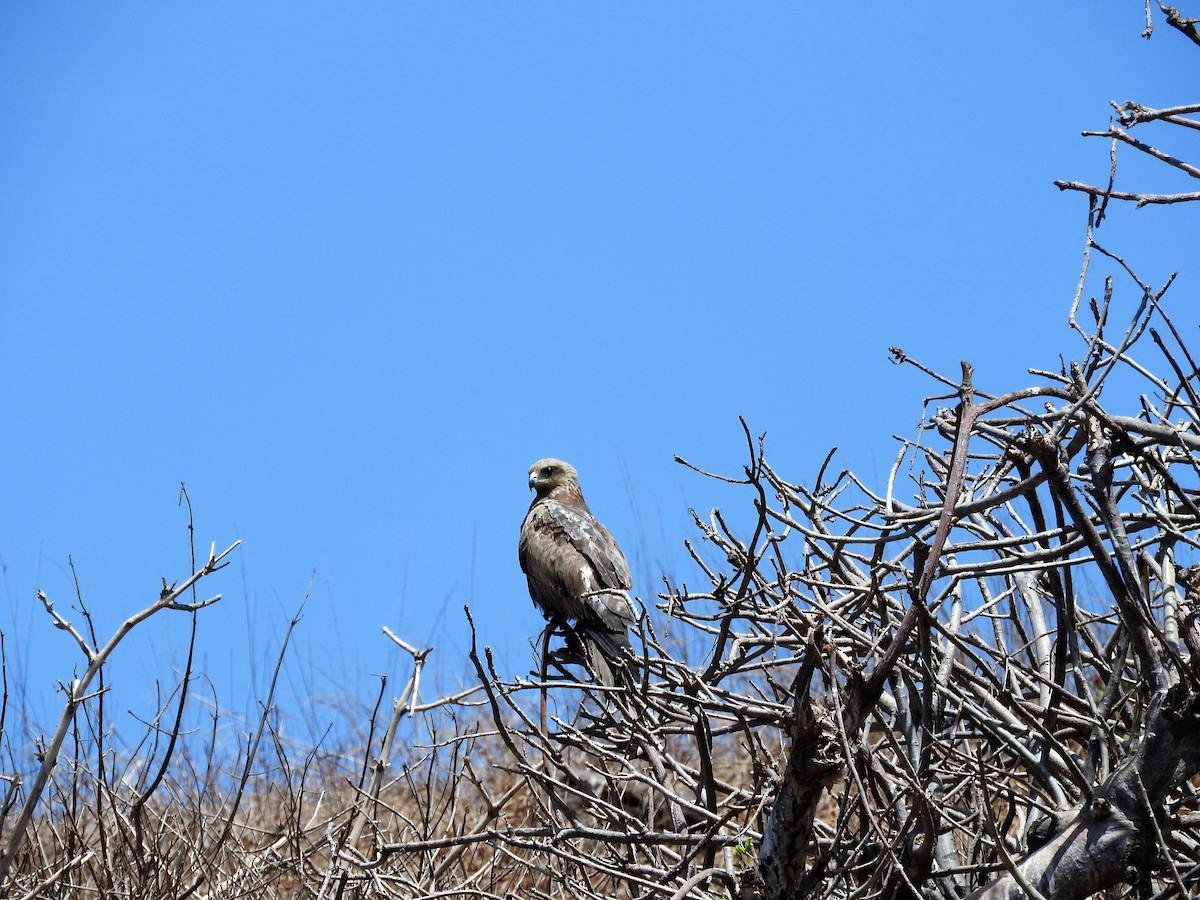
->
[519, 458, 635, 685]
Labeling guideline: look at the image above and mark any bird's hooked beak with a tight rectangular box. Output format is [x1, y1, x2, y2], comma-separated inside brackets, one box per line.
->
[528, 473, 539, 492]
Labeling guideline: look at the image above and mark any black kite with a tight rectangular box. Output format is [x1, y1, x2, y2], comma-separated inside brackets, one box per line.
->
[518, 458, 634, 685]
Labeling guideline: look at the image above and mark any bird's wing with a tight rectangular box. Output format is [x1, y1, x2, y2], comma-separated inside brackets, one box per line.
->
[519, 500, 634, 633]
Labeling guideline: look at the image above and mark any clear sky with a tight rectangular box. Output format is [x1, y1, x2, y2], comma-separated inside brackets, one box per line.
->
[1, 4, 1196, 745]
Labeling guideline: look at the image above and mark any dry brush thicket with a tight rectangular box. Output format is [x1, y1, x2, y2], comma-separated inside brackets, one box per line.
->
[5, 7, 1200, 899]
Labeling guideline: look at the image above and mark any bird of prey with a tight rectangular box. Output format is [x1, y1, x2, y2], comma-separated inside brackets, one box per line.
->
[518, 458, 635, 685]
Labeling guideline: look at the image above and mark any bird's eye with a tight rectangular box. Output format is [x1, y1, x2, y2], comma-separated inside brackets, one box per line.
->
[543, 466, 556, 476]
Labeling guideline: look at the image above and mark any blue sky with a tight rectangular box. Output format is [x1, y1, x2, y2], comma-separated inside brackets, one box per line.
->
[1, 4, 1196, 744]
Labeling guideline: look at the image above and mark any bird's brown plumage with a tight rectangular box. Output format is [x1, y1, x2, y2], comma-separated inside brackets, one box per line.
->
[518, 458, 634, 684]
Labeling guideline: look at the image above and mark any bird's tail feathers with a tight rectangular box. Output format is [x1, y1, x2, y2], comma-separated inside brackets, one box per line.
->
[581, 626, 634, 687]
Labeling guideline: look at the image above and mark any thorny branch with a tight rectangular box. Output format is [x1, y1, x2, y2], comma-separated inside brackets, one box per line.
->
[366, 267, 1200, 899]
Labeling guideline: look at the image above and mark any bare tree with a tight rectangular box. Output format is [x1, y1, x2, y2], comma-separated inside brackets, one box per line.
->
[370, 6, 1200, 899]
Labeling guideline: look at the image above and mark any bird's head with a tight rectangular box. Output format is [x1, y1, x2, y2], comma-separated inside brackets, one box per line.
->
[527, 458, 580, 500]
